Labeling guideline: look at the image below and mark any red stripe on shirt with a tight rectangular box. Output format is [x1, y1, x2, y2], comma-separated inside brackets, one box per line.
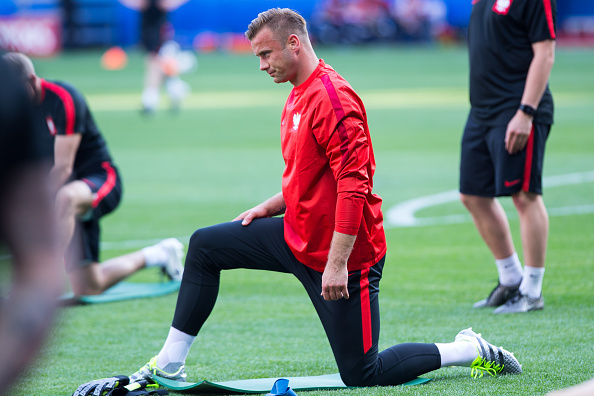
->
[42, 80, 76, 135]
[320, 74, 350, 165]
[359, 268, 372, 354]
[543, 0, 556, 39]
[92, 162, 117, 208]
[522, 125, 535, 192]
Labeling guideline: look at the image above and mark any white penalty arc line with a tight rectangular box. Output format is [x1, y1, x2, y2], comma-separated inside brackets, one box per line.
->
[6, 170, 589, 257]
[386, 170, 594, 228]
[103, 170, 594, 250]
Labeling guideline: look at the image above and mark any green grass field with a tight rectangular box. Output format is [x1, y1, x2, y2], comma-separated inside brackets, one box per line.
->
[8, 44, 594, 395]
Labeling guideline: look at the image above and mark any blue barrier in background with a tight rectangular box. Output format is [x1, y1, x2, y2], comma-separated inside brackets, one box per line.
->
[1, 0, 592, 50]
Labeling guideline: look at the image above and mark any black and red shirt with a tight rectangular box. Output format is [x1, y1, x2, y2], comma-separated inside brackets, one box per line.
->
[38, 79, 114, 178]
[468, 0, 557, 125]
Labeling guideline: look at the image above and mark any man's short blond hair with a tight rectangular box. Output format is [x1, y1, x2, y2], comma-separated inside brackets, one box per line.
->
[245, 8, 310, 48]
[1, 52, 36, 81]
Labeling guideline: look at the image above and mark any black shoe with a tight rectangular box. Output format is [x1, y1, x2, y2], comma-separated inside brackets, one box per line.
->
[493, 292, 544, 313]
[473, 282, 520, 308]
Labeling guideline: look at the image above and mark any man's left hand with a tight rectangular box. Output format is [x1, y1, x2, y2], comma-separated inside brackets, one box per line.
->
[321, 264, 349, 301]
[505, 110, 533, 154]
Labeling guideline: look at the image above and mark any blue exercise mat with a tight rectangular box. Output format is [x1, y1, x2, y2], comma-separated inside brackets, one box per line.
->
[60, 281, 181, 304]
[155, 373, 432, 394]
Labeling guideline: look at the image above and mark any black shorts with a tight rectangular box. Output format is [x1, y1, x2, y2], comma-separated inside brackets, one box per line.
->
[141, 20, 167, 53]
[66, 162, 122, 268]
[460, 114, 551, 197]
[173, 218, 440, 386]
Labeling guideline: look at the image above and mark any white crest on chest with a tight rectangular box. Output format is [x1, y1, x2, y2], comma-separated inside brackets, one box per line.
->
[493, 0, 512, 14]
[46, 116, 57, 136]
[292, 112, 301, 131]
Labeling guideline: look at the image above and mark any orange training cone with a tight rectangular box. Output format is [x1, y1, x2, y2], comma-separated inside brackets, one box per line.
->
[101, 46, 128, 70]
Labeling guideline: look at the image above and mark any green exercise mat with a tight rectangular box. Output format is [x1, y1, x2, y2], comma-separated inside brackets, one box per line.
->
[155, 373, 432, 394]
[60, 281, 181, 305]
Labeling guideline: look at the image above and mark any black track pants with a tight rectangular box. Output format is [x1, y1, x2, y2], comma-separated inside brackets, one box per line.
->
[172, 218, 440, 386]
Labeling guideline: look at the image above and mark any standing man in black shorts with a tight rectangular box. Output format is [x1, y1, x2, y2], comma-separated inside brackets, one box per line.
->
[2, 52, 184, 296]
[123, 8, 522, 388]
[118, 0, 190, 113]
[459, 0, 556, 313]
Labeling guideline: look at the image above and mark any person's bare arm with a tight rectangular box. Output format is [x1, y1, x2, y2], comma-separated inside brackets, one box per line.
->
[321, 231, 356, 301]
[49, 134, 81, 192]
[505, 39, 555, 154]
[117, 0, 144, 10]
[160, 0, 190, 10]
[118, 0, 189, 11]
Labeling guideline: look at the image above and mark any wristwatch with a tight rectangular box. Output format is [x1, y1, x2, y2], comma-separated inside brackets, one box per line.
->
[519, 104, 536, 117]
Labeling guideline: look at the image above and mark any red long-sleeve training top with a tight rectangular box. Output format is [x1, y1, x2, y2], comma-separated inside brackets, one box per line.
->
[281, 59, 386, 272]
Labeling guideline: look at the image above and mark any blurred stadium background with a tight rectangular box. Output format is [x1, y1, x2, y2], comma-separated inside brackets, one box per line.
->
[1, 0, 594, 56]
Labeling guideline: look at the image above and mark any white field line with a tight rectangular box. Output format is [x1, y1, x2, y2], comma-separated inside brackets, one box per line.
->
[385, 170, 594, 228]
[2, 172, 589, 257]
[101, 170, 594, 250]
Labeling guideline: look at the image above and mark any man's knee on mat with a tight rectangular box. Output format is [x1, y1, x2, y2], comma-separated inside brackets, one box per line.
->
[339, 367, 374, 387]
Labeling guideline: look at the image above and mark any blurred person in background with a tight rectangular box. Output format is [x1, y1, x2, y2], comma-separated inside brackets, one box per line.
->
[309, 0, 397, 44]
[0, 54, 62, 395]
[459, 0, 556, 313]
[390, 0, 447, 42]
[1, 52, 185, 298]
[309, 0, 448, 44]
[118, 0, 191, 114]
